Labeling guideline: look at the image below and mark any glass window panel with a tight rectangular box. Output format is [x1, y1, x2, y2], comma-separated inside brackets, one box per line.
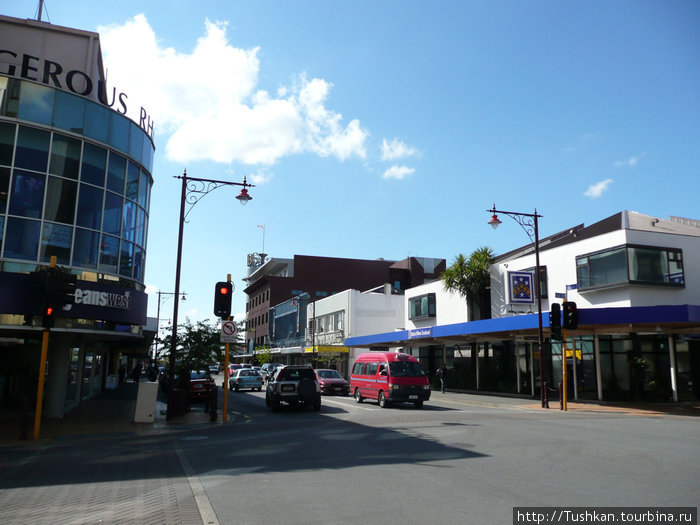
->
[128, 120, 142, 159]
[133, 244, 144, 281]
[142, 138, 154, 172]
[122, 199, 137, 242]
[8, 170, 45, 218]
[0, 121, 15, 166]
[119, 240, 133, 277]
[576, 264, 590, 289]
[45, 176, 77, 224]
[106, 151, 126, 193]
[669, 258, 684, 284]
[135, 206, 146, 246]
[99, 234, 119, 273]
[102, 191, 122, 235]
[126, 161, 139, 201]
[76, 183, 103, 229]
[73, 227, 99, 268]
[137, 171, 148, 208]
[49, 133, 81, 179]
[0, 166, 9, 213]
[81, 142, 107, 186]
[53, 90, 85, 133]
[0, 216, 3, 244]
[39, 222, 72, 264]
[0, 77, 20, 117]
[14, 126, 50, 172]
[588, 248, 627, 287]
[84, 103, 110, 143]
[628, 247, 666, 283]
[3, 216, 40, 260]
[17, 81, 54, 125]
[110, 114, 129, 152]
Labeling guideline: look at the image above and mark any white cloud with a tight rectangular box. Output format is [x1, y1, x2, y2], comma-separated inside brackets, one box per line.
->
[381, 138, 417, 161]
[613, 154, 645, 168]
[584, 179, 614, 198]
[98, 16, 368, 166]
[383, 165, 415, 180]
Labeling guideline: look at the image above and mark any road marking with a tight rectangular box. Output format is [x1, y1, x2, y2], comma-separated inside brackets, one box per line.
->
[173, 442, 220, 525]
[322, 397, 375, 411]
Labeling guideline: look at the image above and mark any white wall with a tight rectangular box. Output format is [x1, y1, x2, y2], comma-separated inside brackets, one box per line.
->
[405, 280, 468, 329]
[490, 223, 700, 317]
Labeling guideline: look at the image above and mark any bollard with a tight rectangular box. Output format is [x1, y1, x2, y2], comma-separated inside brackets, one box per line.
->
[209, 386, 218, 422]
[543, 381, 550, 408]
[559, 381, 563, 410]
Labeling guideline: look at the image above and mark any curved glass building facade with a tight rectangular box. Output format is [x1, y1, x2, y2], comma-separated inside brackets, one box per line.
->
[0, 14, 155, 422]
[0, 76, 153, 282]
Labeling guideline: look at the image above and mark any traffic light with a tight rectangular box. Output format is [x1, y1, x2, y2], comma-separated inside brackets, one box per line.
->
[562, 301, 578, 330]
[214, 281, 232, 318]
[550, 303, 562, 340]
[58, 271, 77, 307]
[42, 305, 55, 328]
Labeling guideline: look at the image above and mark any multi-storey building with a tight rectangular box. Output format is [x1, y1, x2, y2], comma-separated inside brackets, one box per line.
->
[0, 15, 154, 420]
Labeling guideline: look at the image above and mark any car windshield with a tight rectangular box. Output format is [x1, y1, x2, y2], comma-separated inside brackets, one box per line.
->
[389, 361, 426, 377]
[191, 371, 211, 380]
[240, 370, 259, 377]
[317, 370, 342, 379]
[278, 368, 315, 381]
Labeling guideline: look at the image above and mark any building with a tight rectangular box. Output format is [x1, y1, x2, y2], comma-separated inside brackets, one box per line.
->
[345, 211, 700, 403]
[0, 15, 154, 421]
[243, 254, 445, 351]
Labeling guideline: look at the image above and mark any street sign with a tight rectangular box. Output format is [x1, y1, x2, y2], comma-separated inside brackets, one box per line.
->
[220, 320, 237, 343]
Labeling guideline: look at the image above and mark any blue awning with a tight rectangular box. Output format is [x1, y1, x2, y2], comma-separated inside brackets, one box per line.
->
[344, 304, 700, 347]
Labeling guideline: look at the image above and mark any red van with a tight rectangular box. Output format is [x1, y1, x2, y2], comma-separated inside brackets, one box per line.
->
[350, 352, 430, 408]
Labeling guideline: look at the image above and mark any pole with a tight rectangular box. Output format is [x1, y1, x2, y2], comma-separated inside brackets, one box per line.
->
[533, 211, 547, 408]
[167, 170, 187, 420]
[223, 274, 231, 423]
[33, 255, 57, 439]
[562, 328, 568, 411]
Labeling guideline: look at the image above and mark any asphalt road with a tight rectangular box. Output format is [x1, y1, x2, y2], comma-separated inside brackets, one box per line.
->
[190, 389, 698, 524]
[1, 387, 697, 525]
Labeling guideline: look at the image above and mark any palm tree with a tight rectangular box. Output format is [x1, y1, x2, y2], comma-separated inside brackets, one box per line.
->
[442, 246, 495, 321]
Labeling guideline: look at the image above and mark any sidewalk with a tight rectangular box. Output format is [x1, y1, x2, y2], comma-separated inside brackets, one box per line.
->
[1, 384, 698, 445]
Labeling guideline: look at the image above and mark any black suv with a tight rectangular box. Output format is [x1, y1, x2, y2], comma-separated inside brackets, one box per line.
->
[265, 365, 321, 412]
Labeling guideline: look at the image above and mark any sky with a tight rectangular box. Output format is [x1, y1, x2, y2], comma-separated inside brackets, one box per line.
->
[5, 1, 700, 330]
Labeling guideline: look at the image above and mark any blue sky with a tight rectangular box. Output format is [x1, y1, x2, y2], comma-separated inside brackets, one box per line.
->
[6, 1, 700, 328]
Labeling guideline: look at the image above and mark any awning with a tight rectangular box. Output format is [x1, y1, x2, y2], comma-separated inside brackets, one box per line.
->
[304, 345, 349, 354]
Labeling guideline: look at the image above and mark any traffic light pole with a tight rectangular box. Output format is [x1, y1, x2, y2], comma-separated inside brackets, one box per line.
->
[33, 256, 57, 439]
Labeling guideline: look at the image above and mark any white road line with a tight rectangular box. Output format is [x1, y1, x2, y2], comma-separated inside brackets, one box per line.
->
[322, 398, 375, 411]
[173, 442, 220, 525]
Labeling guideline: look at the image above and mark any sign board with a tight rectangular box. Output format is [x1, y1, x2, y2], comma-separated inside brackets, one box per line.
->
[220, 320, 237, 343]
[555, 292, 566, 299]
[508, 271, 535, 304]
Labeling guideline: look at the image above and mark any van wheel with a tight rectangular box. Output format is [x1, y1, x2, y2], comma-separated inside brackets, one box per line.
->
[413, 400, 423, 408]
[378, 391, 388, 408]
[354, 388, 363, 403]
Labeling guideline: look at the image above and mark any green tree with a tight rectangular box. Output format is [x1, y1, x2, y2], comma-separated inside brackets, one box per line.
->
[160, 319, 223, 379]
[442, 246, 495, 321]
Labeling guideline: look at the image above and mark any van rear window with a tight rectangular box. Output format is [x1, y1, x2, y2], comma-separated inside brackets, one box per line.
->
[389, 361, 425, 377]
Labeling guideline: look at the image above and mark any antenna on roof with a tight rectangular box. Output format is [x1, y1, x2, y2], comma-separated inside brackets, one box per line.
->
[36, 1, 47, 22]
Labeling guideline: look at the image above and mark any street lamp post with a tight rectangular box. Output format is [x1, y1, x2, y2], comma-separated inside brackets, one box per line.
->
[487, 204, 547, 408]
[153, 291, 186, 363]
[167, 170, 254, 420]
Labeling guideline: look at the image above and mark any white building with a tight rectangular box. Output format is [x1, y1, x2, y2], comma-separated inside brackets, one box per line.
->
[346, 211, 700, 403]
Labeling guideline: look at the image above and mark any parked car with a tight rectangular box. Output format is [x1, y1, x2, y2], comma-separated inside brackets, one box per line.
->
[315, 369, 350, 396]
[229, 368, 263, 391]
[228, 363, 244, 374]
[260, 362, 283, 382]
[189, 370, 216, 400]
[350, 352, 430, 408]
[208, 364, 219, 374]
[265, 365, 321, 412]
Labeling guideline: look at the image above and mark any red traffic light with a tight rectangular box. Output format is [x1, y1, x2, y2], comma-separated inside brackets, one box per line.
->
[219, 286, 230, 295]
[45, 306, 54, 316]
[214, 281, 233, 318]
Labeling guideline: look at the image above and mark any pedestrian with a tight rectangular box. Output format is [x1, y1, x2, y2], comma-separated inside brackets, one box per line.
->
[437, 363, 447, 393]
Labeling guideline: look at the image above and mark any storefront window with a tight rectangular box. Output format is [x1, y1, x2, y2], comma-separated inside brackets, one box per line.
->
[76, 183, 103, 229]
[14, 126, 50, 172]
[45, 176, 77, 224]
[65, 348, 80, 408]
[73, 227, 99, 268]
[49, 133, 81, 179]
[3, 217, 40, 260]
[0, 121, 15, 165]
[8, 170, 45, 218]
[80, 142, 107, 187]
[39, 222, 73, 264]
[99, 234, 119, 273]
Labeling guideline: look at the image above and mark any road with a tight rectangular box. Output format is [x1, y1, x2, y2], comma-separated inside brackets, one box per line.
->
[1, 385, 697, 525]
